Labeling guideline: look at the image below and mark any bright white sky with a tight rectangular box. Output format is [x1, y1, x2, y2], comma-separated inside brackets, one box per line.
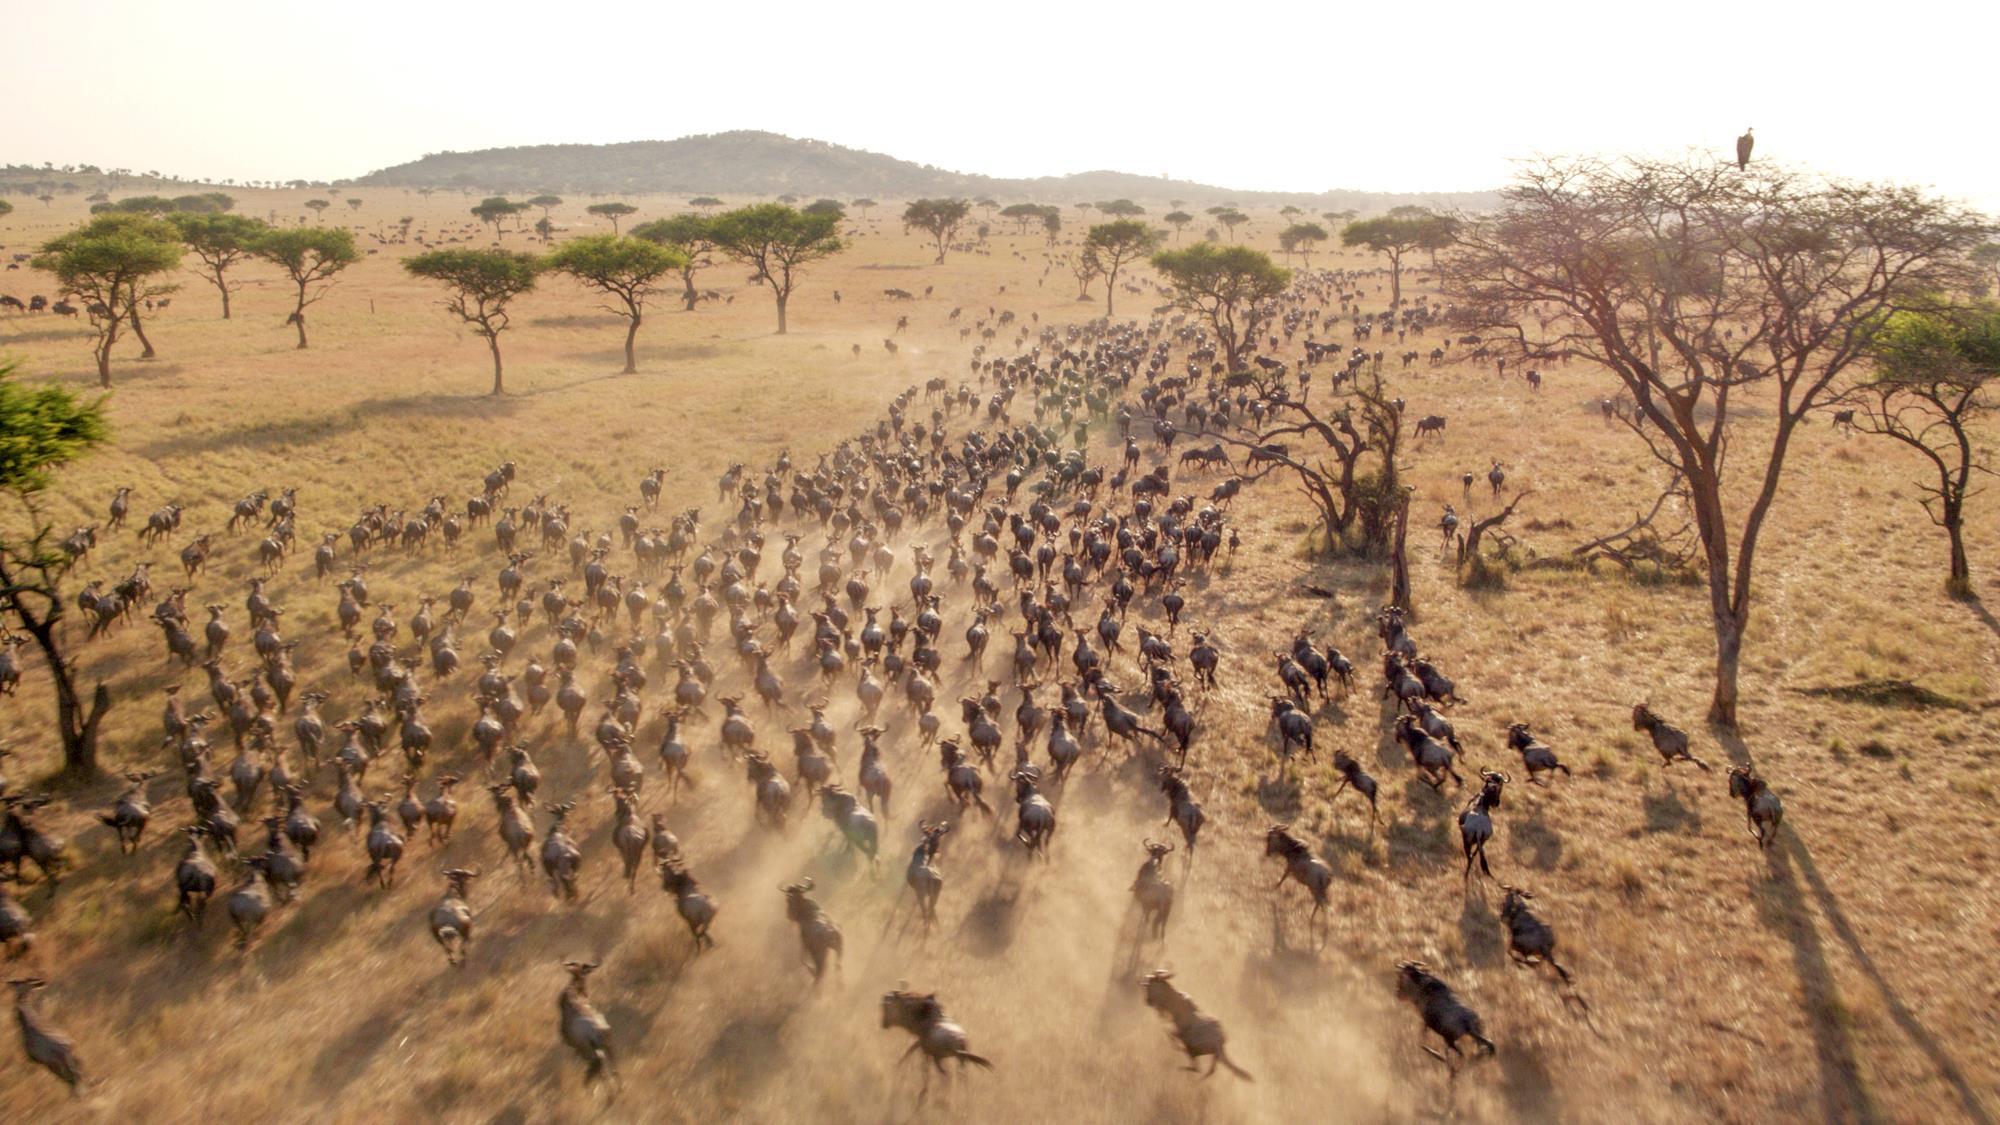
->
[10, 0, 1996, 210]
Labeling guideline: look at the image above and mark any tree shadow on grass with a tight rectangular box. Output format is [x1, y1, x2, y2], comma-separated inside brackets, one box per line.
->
[1718, 727, 1992, 1125]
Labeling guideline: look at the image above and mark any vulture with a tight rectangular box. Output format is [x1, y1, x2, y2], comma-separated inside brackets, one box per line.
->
[1736, 127, 1754, 171]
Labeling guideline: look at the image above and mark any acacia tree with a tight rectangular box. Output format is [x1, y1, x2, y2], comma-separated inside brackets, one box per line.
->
[345, 197, 363, 212]
[689, 196, 723, 213]
[1163, 210, 1193, 241]
[404, 249, 541, 394]
[803, 198, 846, 219]
[633, 213, 718, 311]
[169, 212, 267, 318]
[545, 235, 686, 374]
[1216, 210, 1248, 241]
[1151, 242, 1291, 371]
[1096, 199, 1146, 219]
[0, 361, 112, 777]
[1206, 362, 1406, 555]
[903, 198, 972, 264]
[1843, 303, 2000, 594]
[709, 203, 844, 334]
[1279, 221, 1329, 265]
[1083, 220, 1161, 317]
[304, 198, 330, 221]
[472, 196, 520, 237]
[33, 213, 183, 386]
[1067, 250, 1100, 300]
[250, 226, 359, 348]
[1000, 203, 1041, 235]
[586, 201, 637, 233]
[1442, 156, 1990, 726]
[527, 193, 563, 218]
[1342, 211, 1455, 307]
[1041, 206, 1062, 247]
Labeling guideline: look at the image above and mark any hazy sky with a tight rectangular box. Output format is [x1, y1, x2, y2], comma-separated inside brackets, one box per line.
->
[12, 0, 1996, 209]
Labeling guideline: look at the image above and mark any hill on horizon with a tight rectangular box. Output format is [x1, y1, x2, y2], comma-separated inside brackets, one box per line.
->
[348, 130, 1500, 211]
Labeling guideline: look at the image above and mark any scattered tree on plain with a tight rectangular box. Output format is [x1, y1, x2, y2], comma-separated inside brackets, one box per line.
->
[404, 249, 542, 395]
[1151, 242, 1290, 372]
[1163, 210, 1193, 240]
[545, 235, 687, 374]
[304, 198, 330, 221]
[1278, 221, 1328, 265]
[250, 226, 360, 349]
[473, 196, 522, 236]
[1442, 156, 1990, 726]
[1083, 220, 1161, 317]
[803, 198, 845, 219]
[850, 198, 877, 219]
[1844, 302, 2000, 594]
[32, 213, 183, 385]
[1096, 199, 1145, 218]
[632, 213, 719, 312]
[1342, 210, 1456, 307]
[586, 201, 637, 233]
[689, 196, 724, 213]
[709, 203, 844, 334]
[1001, 202, 1043, 235]
[527, 194, 563, 218]
[168, 211, 268, 319]
[903, 198, 972, 264]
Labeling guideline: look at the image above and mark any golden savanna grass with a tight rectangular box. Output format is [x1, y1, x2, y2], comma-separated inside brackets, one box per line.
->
[0, 190, 1995, 1123]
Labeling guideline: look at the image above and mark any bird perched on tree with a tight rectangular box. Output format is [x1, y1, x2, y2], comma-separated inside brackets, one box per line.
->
[1736, 127, 1755, 170]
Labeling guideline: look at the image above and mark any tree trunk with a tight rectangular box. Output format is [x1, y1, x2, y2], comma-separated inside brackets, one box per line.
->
[128, 305, 156, 358]
[94, 338, 114, 388]
[1105, 278, 1115, 318]
[1946, 514, 1970, 596]
[623, 315, 640, 374]
[1709, 612, 1743, 728]
[219, 276, 232, 319]
[1390, 490, 1413, 613]
[1389, 249, 1403, 308]
[488, 334, 505, 395]
[774, 290, 789, 335]
[293, 289, 310, 349]
[26, 622, 106, 779]
[682, 275, 699, 312]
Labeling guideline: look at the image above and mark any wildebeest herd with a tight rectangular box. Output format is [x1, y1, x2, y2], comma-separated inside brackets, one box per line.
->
[0, 265, 1791, 1109]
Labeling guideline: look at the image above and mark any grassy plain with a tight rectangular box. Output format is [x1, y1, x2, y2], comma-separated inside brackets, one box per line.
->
[0, 189, 1994, 1123]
